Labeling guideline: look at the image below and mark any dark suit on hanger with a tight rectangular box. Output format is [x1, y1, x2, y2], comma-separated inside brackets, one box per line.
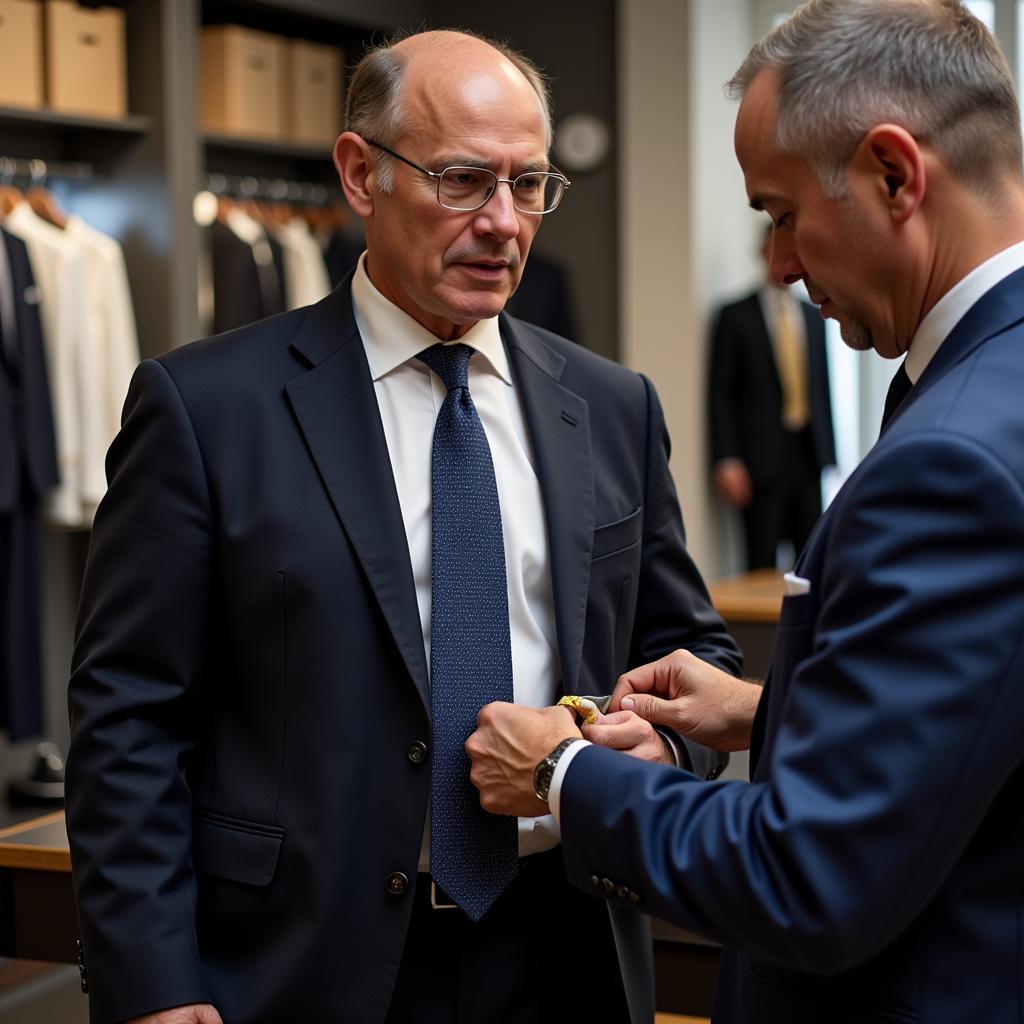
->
[0, 227, 59, 741]
[210, 219, 287, 335]
[709, 290, 835, 567]
[66, 279, 741, 1024]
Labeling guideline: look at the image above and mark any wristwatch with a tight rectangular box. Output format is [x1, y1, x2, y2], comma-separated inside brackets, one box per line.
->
[533, 738, 578, 805]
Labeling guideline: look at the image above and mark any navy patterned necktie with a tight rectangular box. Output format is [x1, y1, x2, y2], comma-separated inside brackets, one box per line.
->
[417, 342, 517, 922]
[880, 361, 913, 433]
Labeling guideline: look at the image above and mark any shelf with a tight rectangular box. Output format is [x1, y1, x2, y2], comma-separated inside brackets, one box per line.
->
[203, 131, 337, 181]
[0, 104, 151, 139]
[203, 131, 333, 162]
[0, 105, 152, 167]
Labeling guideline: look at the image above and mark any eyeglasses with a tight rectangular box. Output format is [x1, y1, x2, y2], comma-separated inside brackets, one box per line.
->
[364, 139, 571, 215]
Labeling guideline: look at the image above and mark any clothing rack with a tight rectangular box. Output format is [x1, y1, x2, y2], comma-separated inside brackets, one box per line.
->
[0, 156, 94, 185]
[204, 173, 341, 205]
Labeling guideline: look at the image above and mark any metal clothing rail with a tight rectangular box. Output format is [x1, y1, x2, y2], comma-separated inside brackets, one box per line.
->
[0, 156, 94, 184]
[204, 172, 342, 205]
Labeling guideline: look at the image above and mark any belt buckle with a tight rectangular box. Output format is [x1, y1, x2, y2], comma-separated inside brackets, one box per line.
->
[430, 880, 458, 910]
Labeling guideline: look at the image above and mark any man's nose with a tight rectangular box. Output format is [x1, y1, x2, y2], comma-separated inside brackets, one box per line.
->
[474, 181, 521, 239]
[769, 236, 804, 287]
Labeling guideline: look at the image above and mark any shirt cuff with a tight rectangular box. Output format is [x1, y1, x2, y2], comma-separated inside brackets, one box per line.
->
[548, 739, 592, 827]
[656, 726, 691, 770]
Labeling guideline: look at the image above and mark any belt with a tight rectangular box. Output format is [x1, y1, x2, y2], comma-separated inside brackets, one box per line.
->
[417, 875, 459, 910]
[418, 850, 559, 912]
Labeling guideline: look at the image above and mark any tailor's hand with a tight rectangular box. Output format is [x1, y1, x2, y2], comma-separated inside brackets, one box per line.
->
[609, 649, 762, 752]
[126, 1005, 224, 1024]
[467, 703, 581, 816]
[714, 459, 753, 507]
[581, 711, 674, 764]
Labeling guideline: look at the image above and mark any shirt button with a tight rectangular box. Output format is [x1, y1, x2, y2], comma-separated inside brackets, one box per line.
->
[407, 741, 428, 765]
[386, 872, 409, 896]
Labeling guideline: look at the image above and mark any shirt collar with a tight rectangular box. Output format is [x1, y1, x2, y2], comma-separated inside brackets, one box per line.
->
[905, 240, 1024, 383]
[351, 251, 512, 384]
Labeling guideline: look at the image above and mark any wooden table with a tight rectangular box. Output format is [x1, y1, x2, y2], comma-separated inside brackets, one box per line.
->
[0, 811, 78, 964]
[708, 568, 785, 678]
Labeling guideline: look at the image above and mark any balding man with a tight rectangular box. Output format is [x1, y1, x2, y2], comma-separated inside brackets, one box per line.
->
[467, 3, 1024, 1022]
[66, 30, 740, 1024]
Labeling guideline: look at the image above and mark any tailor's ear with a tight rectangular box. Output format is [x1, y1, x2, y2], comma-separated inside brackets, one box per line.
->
[854, 124, 926, 224]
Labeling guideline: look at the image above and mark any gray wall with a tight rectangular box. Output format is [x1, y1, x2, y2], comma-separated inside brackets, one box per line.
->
[428, 0, 619, 360]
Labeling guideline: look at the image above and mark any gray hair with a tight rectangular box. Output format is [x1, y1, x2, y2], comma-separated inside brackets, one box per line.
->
[727, 0, 1023, 198]
[344, 29, 554, 194]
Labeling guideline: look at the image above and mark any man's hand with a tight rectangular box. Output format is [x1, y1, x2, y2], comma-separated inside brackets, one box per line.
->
[609, 649, 762, 752]
[467, 703, 581, 816]
[714, 459, 753, 507]
[582, 711, 674, 764]
[126, 1005, 223, 1024]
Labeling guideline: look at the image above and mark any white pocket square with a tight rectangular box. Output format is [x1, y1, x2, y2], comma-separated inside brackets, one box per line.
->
[784, 572, 811, 596]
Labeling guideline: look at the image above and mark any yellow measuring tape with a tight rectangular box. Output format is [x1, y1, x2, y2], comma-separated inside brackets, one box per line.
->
[557, 695, 602, 725]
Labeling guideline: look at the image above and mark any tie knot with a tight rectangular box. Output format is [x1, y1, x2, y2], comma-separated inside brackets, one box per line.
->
[417, 343, 473, 392]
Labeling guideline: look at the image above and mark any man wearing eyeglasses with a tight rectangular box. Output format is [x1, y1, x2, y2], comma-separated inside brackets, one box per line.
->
[66, 29, 741, 1024]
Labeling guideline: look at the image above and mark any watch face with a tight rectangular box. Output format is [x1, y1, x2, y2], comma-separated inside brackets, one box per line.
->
[534, 760, 555, 802]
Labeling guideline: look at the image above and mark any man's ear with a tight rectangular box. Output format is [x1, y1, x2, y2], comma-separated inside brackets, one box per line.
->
[334, 132, 376, 218]
[855, 124, 925, 223]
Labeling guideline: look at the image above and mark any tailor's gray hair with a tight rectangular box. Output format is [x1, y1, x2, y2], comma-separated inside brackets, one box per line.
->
[344, 29, 553, 194]
[727, 0, 1023, 198]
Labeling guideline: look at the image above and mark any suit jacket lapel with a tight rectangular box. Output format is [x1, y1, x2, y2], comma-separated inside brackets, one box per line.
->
[502, 316, 594, 694]
[285, 283, 430, 712]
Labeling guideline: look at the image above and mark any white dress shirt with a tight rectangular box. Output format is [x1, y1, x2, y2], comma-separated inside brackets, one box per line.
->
[904, 240, 1024, 383]
[270, 218, 332, 310]
[65, 215, 141, 518]
[350, 253, 562, 869]
[5, 201, 96, 527]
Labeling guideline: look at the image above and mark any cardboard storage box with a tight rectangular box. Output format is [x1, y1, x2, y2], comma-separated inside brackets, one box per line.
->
[0, 0, 43, 109]
[287, 39, 342, 146]
[44, 0, 126, 119]
[200, 25, 285, 140]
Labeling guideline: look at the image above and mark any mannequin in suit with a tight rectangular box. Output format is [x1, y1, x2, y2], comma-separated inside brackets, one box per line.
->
[467, 2, 1024, 1022]
[709, 226, 835, 568]
[66, 29, 740, 1024]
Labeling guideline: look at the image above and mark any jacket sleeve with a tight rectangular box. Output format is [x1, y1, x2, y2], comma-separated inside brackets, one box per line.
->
[66, 358, 215, 1024]
[562, 430, 1024, 972]
[630, 375, 744, 779]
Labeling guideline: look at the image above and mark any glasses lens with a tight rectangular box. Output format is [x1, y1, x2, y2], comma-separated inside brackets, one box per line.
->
[512, 173, 564, 214]
[438, 167, 496, 210]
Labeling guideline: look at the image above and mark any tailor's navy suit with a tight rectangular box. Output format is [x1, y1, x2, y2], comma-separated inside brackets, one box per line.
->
[66, 279, 741, 1024]
[561, 268, 1024, 1022]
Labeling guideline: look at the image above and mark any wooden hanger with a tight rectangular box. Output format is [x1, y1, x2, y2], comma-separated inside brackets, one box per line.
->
[26, 185, 69, 229]
[0, 183, 23, 218]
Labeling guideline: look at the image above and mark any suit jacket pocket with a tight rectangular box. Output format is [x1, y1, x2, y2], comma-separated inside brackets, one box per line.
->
[592, 506, 642, 561]
[193, 809, 285, 887]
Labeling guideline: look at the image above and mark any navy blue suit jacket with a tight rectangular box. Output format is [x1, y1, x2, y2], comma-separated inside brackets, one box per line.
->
[66, 280, 741, 1024]
[560, 269, 1024, 1022]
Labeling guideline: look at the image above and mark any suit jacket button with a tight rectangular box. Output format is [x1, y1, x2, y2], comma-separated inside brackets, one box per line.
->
[386, 872, 409, 896]
[602, 877, 615, 892]
[407, 741, 428, 765]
